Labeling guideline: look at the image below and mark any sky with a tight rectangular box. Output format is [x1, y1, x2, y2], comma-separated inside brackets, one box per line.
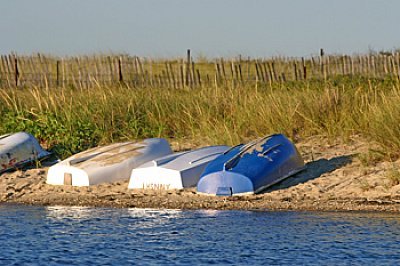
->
[1, 0, 400, 58]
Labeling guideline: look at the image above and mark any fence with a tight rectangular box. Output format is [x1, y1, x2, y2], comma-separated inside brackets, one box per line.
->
[1, 49, 400, 89]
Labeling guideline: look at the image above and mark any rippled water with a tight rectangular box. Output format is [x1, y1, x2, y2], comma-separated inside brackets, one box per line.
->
[1, 204, 400, 265]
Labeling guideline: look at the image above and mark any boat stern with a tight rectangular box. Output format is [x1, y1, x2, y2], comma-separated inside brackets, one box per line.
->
[197, 171, 254, 196]
[128, 167, 183, 190]
[46, 164, 90, 186]
[0, 132, 51, 173]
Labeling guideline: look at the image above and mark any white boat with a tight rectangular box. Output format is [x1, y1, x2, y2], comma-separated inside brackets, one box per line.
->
[0, 132, 50, 174]
[46, 138, 172, 186]
[128, 145, 230, 190]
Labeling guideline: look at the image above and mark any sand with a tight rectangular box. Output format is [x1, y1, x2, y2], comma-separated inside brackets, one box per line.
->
[1, 135, 400, 212]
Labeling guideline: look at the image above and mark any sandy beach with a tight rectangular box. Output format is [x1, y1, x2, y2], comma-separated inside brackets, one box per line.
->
[2, 135, 400, 212]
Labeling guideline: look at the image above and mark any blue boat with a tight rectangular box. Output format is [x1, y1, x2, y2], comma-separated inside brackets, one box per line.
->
[197, 134, 305, 196]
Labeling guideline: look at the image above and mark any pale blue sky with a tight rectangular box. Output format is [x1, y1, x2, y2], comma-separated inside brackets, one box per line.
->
[1, 0, 399, 58]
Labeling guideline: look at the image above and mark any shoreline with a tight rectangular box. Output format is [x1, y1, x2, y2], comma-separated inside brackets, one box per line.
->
[1, 135, 400, 212]
[4, 185, 400, 212]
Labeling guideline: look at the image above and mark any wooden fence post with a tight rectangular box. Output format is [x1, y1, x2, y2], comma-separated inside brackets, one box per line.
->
[118, 57, 123, 83]
[271, 61, 277, 82]
[262, 62, 268, 83]
[191, 60, 196, 87]
[107, 56, 113, 85]
[14, 56, 19, 87]
[342, 55, 346, 75]
[215, 62, 221, 85]
[196, 69, 202, 87]
[255, 61, 260, 83]
[165, 62, 171, 88]
[238, 63, 243, 84]
[350, 56, 354, 75]
[61, 58, 65, 88]
[180, 61, 184, 88]
[56, 60, 60, 87]
[258, 61, 265, 83]
[320, 48, 325, 80]
[186, 49, 191, 87]
[302, 57, 307, 80]
[220, 58, 227, 86]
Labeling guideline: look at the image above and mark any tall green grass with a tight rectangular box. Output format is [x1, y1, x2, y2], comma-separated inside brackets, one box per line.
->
[0, 76, 399, 159]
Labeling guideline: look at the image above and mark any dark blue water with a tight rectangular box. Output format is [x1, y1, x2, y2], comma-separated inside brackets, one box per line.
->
[1, 204, 400, 265]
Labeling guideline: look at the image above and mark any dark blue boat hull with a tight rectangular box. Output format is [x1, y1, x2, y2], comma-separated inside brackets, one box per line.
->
[197, 134, 305, 196]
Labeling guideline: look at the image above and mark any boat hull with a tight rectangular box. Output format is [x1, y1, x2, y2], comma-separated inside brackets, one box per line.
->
[197, 134, 305, 196]
[128, 146, 230, 190]
[0, 132, 50, 174]
[46, 138, 172, 186]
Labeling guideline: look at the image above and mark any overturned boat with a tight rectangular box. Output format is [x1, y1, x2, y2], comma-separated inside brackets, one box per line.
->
[197, 134, 305, 196]
[128, 145, 230, 190]
[46, 138, 172, 186]
[0, 132, 50, 174]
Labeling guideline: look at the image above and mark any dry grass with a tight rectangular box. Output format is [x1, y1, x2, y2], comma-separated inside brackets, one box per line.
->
[386, 167, 400, 186]
[0, 76, 400, 160]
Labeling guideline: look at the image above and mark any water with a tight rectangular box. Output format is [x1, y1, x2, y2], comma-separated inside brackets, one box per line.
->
[1, 204, 400, 265]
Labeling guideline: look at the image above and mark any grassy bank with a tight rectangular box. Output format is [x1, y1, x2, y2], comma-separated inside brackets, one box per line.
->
[0, 76, 399, 159]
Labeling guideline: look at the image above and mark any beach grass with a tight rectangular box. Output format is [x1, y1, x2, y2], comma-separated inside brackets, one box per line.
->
[0, 75, 399, 159]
